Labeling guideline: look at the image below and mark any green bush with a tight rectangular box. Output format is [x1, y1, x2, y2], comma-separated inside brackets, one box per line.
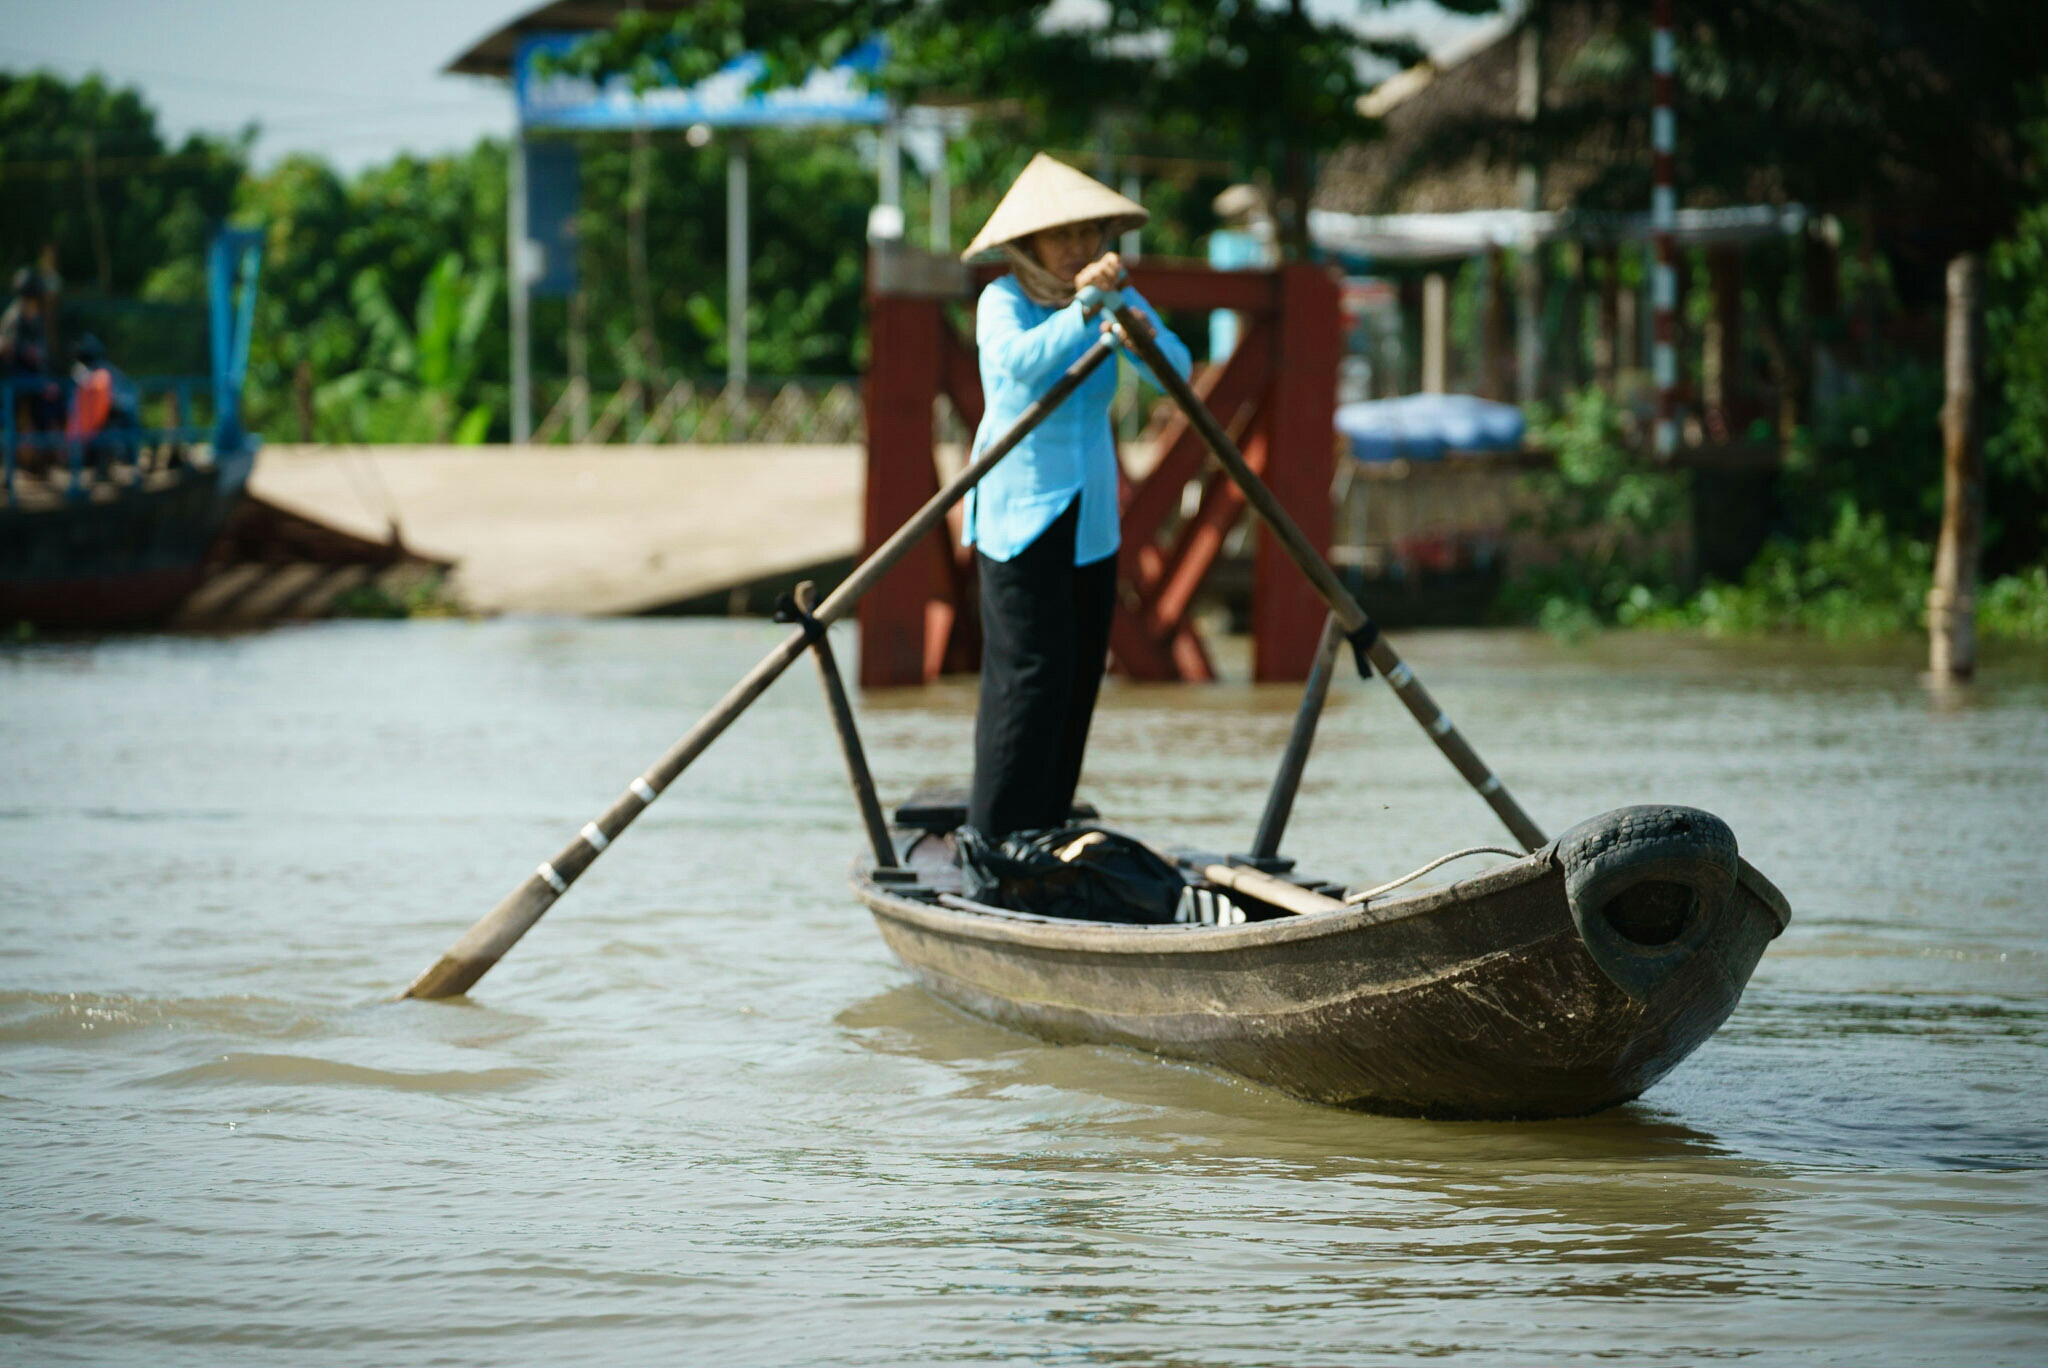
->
[1498, 389, 1688, 637]
[1782, 362, 1946, 543]
[1983, 566, 2048, 641]
[313, 253, 500, 444]
[1986, 89, 2048, 567]
[328, 573, 464, 620]
[1636, 505, 1932, 640]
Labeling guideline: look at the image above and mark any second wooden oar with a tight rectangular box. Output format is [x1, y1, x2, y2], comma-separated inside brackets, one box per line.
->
[401, 333, 1120, 1000]
[1102, 291, 1547, 851]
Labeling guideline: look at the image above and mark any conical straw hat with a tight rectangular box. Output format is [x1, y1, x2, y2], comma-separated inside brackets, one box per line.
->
[960, 153, 1148, 261]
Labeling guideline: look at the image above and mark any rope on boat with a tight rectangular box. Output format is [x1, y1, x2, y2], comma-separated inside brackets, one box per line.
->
[1341, 847, 1526, 906]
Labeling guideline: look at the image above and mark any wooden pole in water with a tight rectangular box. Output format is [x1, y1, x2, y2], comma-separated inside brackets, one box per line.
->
[1248, 612, 1345, 864]
[1929, 253, 1984, 682]
[401, 334, 1120, 999]
[1109, 298, 1547, 851]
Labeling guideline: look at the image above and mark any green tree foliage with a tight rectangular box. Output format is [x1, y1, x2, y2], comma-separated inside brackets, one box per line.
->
[317, 253, 501, 444]
[553, 129, 874, 379]
[1470, 1, 2048, 253]
[0, 70, 905, 438]
[236, 143, 509, 439]
[1498, 390, 1687, 636]
[0, 70, 243, 299]
[560, 0, 1499, 253]
[1654, 508, 1936, 641]
[1986, 85, 2048, 561]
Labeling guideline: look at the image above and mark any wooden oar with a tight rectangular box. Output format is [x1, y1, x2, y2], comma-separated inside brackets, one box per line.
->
[401, 332, 1120, 999]
[1101, 291, 1547, 851]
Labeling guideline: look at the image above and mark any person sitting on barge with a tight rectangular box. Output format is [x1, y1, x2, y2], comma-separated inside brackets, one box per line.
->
[68, 334, 141, 480]
[1, 266, 61, 469]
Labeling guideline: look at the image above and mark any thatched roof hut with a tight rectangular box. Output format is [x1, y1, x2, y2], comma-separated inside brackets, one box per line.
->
[1318, 5, 1632, 218]
[1312, 2, 1797, 260]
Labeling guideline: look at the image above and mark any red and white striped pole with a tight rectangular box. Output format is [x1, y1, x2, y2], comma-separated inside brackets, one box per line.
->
[1650, 0, 1677, 457]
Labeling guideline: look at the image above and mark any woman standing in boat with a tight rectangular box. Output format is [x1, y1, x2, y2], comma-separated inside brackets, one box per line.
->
[959, 154, 1193, 840]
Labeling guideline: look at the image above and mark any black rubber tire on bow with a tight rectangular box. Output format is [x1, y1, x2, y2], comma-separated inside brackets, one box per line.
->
[1556, 805, 1738, 1000]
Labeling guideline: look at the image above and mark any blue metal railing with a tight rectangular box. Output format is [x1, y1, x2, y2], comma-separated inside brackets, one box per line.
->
[6, 229, 261, 511]
[2, 373, 215, 508]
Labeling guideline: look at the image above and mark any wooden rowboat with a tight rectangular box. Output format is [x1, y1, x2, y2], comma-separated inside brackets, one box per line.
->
[852, 794, 1790, 1120]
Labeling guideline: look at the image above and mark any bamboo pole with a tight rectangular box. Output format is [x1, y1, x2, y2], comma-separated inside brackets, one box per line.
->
[1929, 254, 1984, 682]
[1108, 296, 1546, 851]
[401, 334, 1120, 999]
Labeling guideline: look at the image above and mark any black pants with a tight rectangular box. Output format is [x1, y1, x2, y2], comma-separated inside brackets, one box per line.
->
[970, 499, 1118, 839]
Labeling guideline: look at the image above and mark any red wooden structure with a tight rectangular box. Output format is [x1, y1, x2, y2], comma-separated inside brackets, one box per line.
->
[860, 253, 1340, 687]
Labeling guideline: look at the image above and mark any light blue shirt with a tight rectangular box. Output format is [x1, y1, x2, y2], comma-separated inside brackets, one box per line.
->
[963, 275, 1193, 564]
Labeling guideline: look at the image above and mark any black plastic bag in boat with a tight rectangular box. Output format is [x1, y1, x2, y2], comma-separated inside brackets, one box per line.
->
[955, 825, 1186, 924]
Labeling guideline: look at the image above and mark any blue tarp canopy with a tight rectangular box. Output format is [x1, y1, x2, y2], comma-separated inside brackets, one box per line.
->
[1336, 394, 1526, 463]
[513, 34, 889, 130]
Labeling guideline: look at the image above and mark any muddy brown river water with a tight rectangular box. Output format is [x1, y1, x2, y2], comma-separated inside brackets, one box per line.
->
[3, 620, 2044, 1365]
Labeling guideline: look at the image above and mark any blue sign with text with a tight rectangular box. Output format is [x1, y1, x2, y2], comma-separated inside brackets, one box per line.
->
[513, 35, 888, 130]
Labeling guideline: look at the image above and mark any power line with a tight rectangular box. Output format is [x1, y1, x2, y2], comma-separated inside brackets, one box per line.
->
[0, 128, 507, 180]
[0, 149, 237, 179]
[0, 43, 481, 112]
[0, 98, 495, 163]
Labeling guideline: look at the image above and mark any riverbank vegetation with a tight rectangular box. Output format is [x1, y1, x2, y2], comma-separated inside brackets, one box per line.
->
[327, 570, 466, 620]
[1501, 77, 2048, 645]
[1505, 371, 2048, 644]
[5, 8, 2044, 646]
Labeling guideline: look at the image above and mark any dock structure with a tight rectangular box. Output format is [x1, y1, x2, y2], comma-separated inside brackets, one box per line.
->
[244, 444, 864, 617]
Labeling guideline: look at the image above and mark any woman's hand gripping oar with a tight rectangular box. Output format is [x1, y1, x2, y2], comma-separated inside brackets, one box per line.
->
[1092, 286, 1547, 852]
[401, 330, 1121, 1000]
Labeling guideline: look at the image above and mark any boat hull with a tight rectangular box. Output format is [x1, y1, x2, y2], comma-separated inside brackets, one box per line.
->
[0, 446, 255, 628]
[854, 828, 1788, 1119]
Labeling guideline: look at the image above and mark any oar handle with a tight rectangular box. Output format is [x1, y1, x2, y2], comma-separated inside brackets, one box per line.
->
[1110, 303, 1547, 852]
[402, 334, 1122, 1000]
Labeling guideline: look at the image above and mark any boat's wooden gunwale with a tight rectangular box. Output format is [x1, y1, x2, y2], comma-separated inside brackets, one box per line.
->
[858, 845, 1790, 953]
[853, 844, 1558, 956]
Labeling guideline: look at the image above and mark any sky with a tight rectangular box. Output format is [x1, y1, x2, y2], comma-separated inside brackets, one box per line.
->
[3, 0, 1508, 175]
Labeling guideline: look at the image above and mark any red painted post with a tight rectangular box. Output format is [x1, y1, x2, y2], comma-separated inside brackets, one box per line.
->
[859, 291, 948, 687]
[1252, 263, 1341, 683]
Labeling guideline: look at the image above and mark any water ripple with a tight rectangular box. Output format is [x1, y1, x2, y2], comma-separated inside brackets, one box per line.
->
[142, 1052, 547, 1093]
